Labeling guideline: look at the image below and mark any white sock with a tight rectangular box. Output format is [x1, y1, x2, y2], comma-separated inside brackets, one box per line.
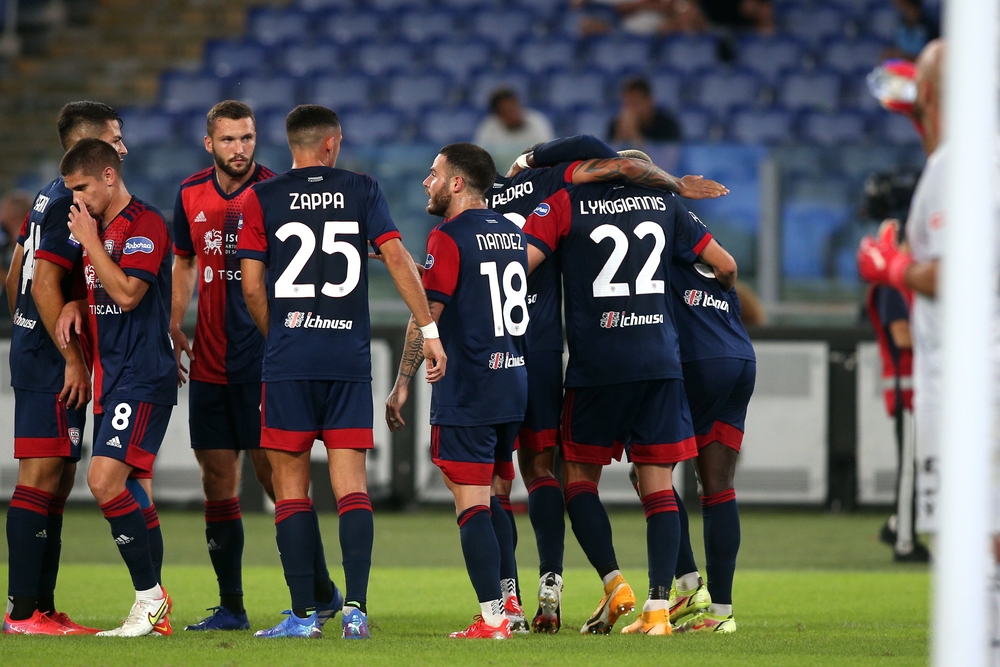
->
[602, 570, 622, 587]
[710, 603, 733, 617]
[501, 578, 517, 602]
[480, 599, 505, 627]
[676, 572, 702, 592]
[643, 598, 669, 612]
[136, 584, 164, 601]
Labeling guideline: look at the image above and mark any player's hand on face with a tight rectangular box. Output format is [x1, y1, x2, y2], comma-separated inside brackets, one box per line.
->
[169, 325, 194, 387]
[423, 337, 447, 383]
[55, 301, 83, 350]
[385, 383, 409, 431]
[60, 357, 91, 410]
[67, 195, 99, 249]
[678, 175, 729, 200]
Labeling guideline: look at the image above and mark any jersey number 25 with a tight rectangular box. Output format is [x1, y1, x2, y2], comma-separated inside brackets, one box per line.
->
[274, 221, 361, 299]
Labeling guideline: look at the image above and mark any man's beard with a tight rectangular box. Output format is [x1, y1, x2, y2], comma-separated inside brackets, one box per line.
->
[214, 151, 253, 179]
[426, 188, 451, 217]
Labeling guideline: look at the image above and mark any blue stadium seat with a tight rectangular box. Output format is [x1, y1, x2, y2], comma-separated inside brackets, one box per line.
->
[799, 110, 868, 145]
[737, 36, 804, 82]
[564, 107, 612, 139]
[730, 107, 793, 144]
[369, 0, 426, 9]
[648, 69, 684, 110]
[229, 77, 299, 113]
[161, 74, 224, 113]
[471, 9, 533, 50]
[511, 0, 565, 18]
[421, 107, 481, 144]
[784, 174, 852, 202]
[694, 68, 760, 113]
[281, 42, 341, 77]
[356, 43, 419, 75]
[514, 38, 578, 75]
[399, 11, 456, 43]
[258, 111, 290, 146]
[309, 75, 373, 112]
[469, 69, 532, 108]
[141, 146, 208, 182]
[685, 175, 760, 233]
[543, 71, 608, 110]
[430, 40, 493, 81]
[248, 8, 309, 45]
[321, 12, 381, 45]
[116, 110, 175, 147]
[339, 109, 404, 144]
[867, 6, 898, 42]
[782, 3, 847, 44]
[587, 36, 653, 74]
[824, 0, 870, 17]
[296, 0, 342, 11]
[659, 35, 718, 73]
[439, 0, 494, 8]
[779, 70, 843, 111]
[682, 144, 766, 182]
[677, 107, 713, 142]
[838, 144, 906, 178]
[205, 41, 268, 78]
[879, 113, 921, 145]
[387, 71, 451, 112]
[822, 38, 885, 75]
[782, 201, 850, 278]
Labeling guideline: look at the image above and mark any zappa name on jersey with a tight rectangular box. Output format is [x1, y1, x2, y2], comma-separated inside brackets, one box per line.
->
[683, 290, 730, 312]
[599, 311, 665, 328]
[288, 191, 345, 210]
[488, 351, 525, 370]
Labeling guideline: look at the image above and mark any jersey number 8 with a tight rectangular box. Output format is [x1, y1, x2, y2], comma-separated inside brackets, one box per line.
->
[274, 221, 361, 299]
[480, 261, 529, 337]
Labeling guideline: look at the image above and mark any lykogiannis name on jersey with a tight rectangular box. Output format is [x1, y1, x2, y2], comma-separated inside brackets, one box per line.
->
[579, 196, 668, 215]
[683, 289, 730, 312]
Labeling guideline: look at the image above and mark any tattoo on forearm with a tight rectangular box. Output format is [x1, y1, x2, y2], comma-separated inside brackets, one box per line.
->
[398, 317, 425, 381]
[581, 159, 679, 193]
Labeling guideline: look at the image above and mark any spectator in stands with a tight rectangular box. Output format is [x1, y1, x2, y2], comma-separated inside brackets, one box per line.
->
[571, 0, 705, 35]
[884, 0, 939, 61]
[739, 0, 775, 35]
[608, 77, 682, 143]
[0, 190, 32, 292]
[474, 88, 555, 149]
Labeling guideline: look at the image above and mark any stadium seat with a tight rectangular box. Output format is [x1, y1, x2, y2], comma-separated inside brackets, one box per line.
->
[782, 201, 850, 278]
[737, 35, 804, 82]
[368, 0, 426, 10]
[258, 111, 290, 146]
[321, 12, 382, 45]
[398, 11, 457, 43]
[116, 110, 175, 147]
[471, 9, 534, 50]
[296, 0, 342, 11]
[685, 175, 760, 233]
[430, 40, 493, 81]
[779, 70, 843, 111]
[386, 72, 452, 112]
[822, 38, 885, 75]
[799, 110, 868, 145]
[586, 36, 654, 74]
[141, 146, 208, 182]
[205, 41, 268, 78]
[542, 71, 608, 110]
[229, 76, 299, 113]
[511, 0, 565, 18]
[513, 38, 578, 75]
[782, 3, 847, 44]
[879, 113, 921, 145]
[694, 68, 760, 114]
[421, 108, 481, 144]
[309, 75, 373, 112]
[682, 144, 766, 182]
[161, 74, 224, 113]
[338, 109, 404, 144]
[248, 8, 309, 46]
[567, 107, 615, 139]
[838, 144, 908, 179]
[648, 69, 684, 110]
[659, 35, 718, 73]
[867, 6, 898, 42]
[730, 107, 794, 144]
[677, 107, 713, 142]
[469, 69, 532, 109]
[784, 174, 852, 203]
[281, 42, 341, 77]
[439, 0, 494, 8]
[356, 43, 419, 75]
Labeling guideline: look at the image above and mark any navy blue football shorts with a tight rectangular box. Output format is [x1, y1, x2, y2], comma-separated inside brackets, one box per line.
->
[431, 422, 519, 486]
[682, 358, 756, 453]
[189, 380, 262, 450]
[517, 350, 563, 453]
[561, 379, 696, 466]
[92, 399, 173, 474]
[261, 380, 373, 452]
[13, 389, 86, 461]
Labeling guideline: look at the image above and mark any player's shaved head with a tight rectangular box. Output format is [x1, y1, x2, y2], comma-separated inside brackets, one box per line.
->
[618, 149, 652, 162]
[913, 38, 944, 154]
[59, 137, 123, 180]
[285, 104, 341, 149]
[56, 101, 122, 151]
[437, 143, 497, 197]
[915, 39, 944, 101]
[207, 100, 256, 137]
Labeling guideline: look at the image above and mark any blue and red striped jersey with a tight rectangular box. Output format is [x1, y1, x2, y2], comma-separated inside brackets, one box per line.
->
[524, 184, 711, 387]
[174, 164, 275, 384]
[235, 165, 400, 383]
[421, 209, 529, 426]
[84, 198, 177, 408]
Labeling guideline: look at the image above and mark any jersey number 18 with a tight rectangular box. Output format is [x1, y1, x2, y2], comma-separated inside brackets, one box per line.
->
[480, 261, 529, 337]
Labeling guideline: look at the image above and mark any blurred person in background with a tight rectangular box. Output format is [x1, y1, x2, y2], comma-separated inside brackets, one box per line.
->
[0, 191, 32, 295]
[571, 0, 706, 35]
[883, 0, 939, 61]
[738, 0, 775, 35]
[474, 89, 554, 152]
[608, 77, 682, 144]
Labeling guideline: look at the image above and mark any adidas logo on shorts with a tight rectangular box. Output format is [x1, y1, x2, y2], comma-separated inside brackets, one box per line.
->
[114, 534, 134, 545]
[194, 211, 207, 223]
[35, 529, 47, 538]
[207, 539, 221, 551]
[106, 436, 122, 449]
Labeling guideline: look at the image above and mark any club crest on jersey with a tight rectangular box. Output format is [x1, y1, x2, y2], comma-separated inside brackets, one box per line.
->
[123, 236, 154, 255]
[104, 239, 114, 254]
[600, 311, 621, 328]
[533, 202, 550, 217]
[68, 428, 81, 446]
[488, 351, 525, 369]
[424, 254, 434, 270]
[204, 229, 223, 255]
[684, 290, 704, 306]
[237, 213, 244, 230]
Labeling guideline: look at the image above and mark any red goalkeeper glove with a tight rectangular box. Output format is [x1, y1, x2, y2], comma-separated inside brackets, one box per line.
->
[857, 221, 913, 294]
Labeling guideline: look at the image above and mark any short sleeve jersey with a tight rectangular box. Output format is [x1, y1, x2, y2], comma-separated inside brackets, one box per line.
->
[524, 183, 711, 387]
[85, 198, 177, 407]
[9, 177, 77, 392]
[174, 164, 275, 384]
[669, 258, 755, 364]
[422, 209, 530, 426]
[489, 162, 581, 352]
[235, 166, 401, 383]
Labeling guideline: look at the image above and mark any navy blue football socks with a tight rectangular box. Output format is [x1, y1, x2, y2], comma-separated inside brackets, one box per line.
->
[275, 498, 318, 615]
[457, 505, 503, 603]
[702, 489, 740, 605]
[527, 476, 565, 575]
[309, 505, 336, 605]
[673, 487, 700, 579]
[642, 489, 681, 592]
[205, 498, 245, 612]
[338, 492, 373, 613]
[100, 489, 157, 591]
[35, 494, 66, 615]
[565, 481, 619, 579]
[143, 505, 163, 585]
[489, 495, 518, 582]
[495, 494, 517, 549]
[6, 485, 52, 620]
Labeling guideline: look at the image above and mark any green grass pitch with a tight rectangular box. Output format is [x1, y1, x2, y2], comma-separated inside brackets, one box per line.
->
[0, 508, 928, 666]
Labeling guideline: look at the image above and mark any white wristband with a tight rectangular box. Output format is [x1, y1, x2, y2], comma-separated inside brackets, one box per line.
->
[419, 322, 439, 339]
[515, 153, 530, 170]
